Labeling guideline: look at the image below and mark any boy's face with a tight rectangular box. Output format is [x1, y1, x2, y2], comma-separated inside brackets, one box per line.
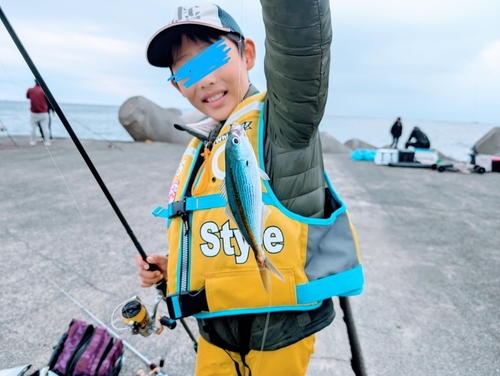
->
[171, 36, 256, 122]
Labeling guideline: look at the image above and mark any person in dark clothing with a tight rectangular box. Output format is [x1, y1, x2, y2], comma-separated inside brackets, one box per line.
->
[405, 126, 430, 149]
[390, 117, 403, 148]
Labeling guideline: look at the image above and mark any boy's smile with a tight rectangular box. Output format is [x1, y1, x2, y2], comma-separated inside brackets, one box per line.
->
[171, 36, 256, 122]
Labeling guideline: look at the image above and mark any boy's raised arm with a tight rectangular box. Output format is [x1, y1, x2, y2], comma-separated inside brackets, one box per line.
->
[261, 0, 332, 148]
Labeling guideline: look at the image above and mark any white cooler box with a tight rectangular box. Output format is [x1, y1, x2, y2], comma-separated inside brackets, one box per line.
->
[374, 149, 399, 165]
[414, 148, 439, 165]
[474, 154, 493, 172]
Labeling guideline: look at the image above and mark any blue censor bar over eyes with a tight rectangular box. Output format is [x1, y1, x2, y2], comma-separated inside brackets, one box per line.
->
[168, 38, 231, 88]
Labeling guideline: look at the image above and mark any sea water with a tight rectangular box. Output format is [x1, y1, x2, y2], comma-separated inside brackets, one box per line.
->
[0, 100, 497, 161]
[0, 100, 133, 143]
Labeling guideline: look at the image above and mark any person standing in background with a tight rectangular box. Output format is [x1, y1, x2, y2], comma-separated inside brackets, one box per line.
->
[26, 80, 51, 146]
[390, 117, 403, 148]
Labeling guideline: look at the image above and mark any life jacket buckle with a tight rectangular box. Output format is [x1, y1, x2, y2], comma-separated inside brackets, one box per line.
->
[170, 198, 187, 218]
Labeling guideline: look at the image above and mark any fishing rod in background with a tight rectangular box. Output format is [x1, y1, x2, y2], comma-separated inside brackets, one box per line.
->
[0, 117, 19, 148]
[0, 4, 197, 352]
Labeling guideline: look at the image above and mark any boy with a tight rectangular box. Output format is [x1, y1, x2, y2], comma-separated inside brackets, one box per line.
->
[136, 2, 363, 375]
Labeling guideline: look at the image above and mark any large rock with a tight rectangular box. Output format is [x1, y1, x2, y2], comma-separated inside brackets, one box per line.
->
[320, 132, 351, 154]
[473, 127, 500, 155]
[344, 138, 377, 150]
[118, 96, 202, 144]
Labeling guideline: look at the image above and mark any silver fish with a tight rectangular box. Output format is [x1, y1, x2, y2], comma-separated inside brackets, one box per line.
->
[220, 123, 284, 293]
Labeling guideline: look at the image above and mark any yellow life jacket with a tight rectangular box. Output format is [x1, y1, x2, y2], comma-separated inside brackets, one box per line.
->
[153, 92, 363, 320]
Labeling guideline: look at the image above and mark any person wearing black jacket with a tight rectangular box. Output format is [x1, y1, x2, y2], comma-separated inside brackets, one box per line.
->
[405, 126, 430, 149]
[390, 117, 402, 148]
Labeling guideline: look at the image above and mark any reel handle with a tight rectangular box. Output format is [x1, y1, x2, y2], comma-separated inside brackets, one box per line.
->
[160, 316, 177, 330]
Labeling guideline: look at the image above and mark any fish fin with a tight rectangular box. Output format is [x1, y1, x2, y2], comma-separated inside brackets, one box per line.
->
[258, 264, 271, 294]
[220, 178, 228, 202]
[224, 204, 237, 224]
[221, 178, 238, 225]
[264, 257, 285, 282]
[261, 205, 271, 235]
[259, 168, 270, 181]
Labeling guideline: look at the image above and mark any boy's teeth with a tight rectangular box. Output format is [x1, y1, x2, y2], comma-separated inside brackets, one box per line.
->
[206, 92, 224, 103]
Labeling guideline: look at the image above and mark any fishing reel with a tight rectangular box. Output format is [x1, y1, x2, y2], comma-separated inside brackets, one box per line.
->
[121, 295, 176, 337]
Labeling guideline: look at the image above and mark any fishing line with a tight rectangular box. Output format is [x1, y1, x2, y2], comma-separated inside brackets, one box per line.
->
[0, 37, 104, 263]
[44, 144, 107, 260]
[0, 58, 26, 105]
[253, 292, 272, 376]
[63, 112, 123, 150]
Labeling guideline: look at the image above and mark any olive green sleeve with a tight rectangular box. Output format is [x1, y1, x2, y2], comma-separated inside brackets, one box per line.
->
[261, 0, 332, 149]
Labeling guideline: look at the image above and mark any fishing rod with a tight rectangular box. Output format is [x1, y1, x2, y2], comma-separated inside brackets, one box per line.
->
[46, 277, 169, 376]
[0, 6, 155, 276]
[0, 118, 18, 147]
[0, 4, 191, 343]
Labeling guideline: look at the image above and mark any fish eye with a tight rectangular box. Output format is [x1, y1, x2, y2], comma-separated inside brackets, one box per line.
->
[232, 137, 240, 145]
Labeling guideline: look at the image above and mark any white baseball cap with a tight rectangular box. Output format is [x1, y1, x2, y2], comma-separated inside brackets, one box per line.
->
[146, 4, 244, 67]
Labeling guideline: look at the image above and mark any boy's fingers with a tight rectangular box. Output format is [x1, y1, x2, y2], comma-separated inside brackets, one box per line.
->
[138, 268, 162, 279]
[139, 273, 163, 287]
[135, 254, 147, 267]
[135, 254, 167, 286]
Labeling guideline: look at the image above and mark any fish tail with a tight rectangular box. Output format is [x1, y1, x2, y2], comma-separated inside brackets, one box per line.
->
[263, 257, 285, 282]
[258, 257, 285, 293]
[258, 265, 271, 294]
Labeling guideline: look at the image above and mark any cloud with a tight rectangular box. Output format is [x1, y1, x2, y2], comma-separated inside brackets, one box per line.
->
[0, 19, 149, 105]
[478, 40, 500, 72]
[330, 0, 497, 25]
[11, 22, 142, 69]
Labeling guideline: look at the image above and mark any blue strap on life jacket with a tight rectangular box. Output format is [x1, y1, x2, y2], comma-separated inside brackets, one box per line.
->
[152, 194, 274, 219]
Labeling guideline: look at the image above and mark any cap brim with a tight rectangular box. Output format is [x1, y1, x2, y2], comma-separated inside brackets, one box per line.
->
[146, 21, 231, 68]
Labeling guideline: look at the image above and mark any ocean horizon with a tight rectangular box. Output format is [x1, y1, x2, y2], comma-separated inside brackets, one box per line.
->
[1, 100, 497, 161]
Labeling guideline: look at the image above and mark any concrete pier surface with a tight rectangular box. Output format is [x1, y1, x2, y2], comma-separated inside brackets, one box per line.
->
[1, 136, 499, 375]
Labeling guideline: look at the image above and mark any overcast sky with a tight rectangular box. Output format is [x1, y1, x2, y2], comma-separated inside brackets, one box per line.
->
[0, 1, 499, 123]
